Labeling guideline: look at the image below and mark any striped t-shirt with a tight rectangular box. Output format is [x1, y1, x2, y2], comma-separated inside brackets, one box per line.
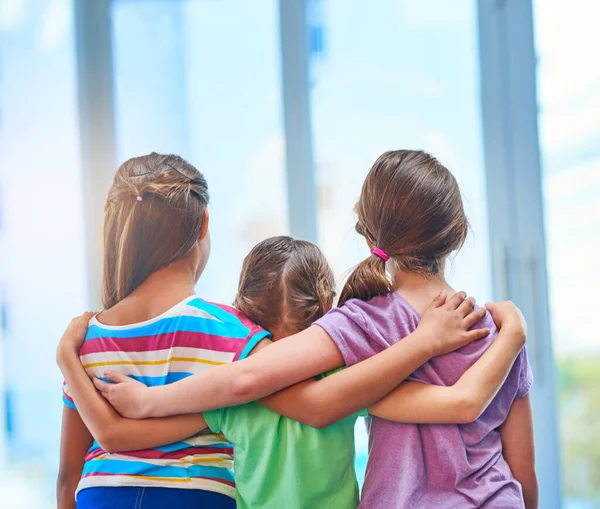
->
[62, 295, 269, 500]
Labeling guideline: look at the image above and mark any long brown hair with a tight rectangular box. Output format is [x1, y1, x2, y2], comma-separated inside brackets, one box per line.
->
[102, 152, 209, 309]
[235, 236, 335, 336]
[338, 150, 468, 306]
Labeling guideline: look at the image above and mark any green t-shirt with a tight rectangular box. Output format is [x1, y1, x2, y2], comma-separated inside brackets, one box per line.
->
[203, 381, 364, 508]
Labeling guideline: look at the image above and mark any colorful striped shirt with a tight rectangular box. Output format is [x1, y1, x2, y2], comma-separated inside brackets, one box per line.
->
[62, 295, 269, 500]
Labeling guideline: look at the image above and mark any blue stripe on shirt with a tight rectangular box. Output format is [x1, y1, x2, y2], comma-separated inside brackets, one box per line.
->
[85, 315, 249, 341]
[238, 329, 271, 360]
[82, 460, 234, 481]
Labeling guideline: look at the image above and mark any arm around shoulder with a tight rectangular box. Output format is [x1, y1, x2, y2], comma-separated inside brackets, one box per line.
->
[106, 327, 345, 418]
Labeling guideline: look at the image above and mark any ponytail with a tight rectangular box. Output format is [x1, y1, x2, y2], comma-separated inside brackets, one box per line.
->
[343, 150, 470, 306]
[338, 254, 392, 307]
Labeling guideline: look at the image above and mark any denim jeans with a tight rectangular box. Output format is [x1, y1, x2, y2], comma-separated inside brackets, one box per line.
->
[77, 487, 236, 509]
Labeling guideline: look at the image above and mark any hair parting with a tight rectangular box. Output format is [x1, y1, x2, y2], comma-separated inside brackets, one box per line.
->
[235, 236, 335, 337]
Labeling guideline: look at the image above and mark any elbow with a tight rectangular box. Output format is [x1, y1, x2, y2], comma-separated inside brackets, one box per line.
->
[301, 405, 340, 429]
[521, 471, 539, 509]
[56, 467, 78, 507]
[96, 438, 119, 454]
[231, 368, 266, 405]
[56, 470, 73, 493]
[94, 424, 123, 453]
[304, 415, 331, 430]
[457, 395, 485, 424]
[96, 437, 122, 454]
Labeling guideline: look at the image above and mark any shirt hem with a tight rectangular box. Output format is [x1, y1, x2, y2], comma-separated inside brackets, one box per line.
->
[75, 476, 236, 500]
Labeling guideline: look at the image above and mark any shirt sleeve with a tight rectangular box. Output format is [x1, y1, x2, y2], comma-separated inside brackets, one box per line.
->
[515, 346, 534, 400]
[62, 381, 77, 410]
[314, 304, 377, 366]
[234, 326, 271, 361]
[203, 408, 225, 434]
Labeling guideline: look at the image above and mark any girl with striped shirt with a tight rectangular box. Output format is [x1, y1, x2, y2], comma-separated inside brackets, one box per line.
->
[57, 153, 263, 509]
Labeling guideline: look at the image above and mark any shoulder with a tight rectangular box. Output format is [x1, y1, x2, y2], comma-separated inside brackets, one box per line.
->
[327, 292, 416, 329]
[318, 292, 415, 328]
[315, 292, 417, 365]
[185, 298, 259, 334]
[185, 298, 270, 360]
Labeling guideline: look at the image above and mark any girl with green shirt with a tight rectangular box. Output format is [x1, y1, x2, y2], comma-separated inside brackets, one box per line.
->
[59, 236, 525, 508]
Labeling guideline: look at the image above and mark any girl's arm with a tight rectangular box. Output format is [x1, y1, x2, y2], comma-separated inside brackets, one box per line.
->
[94, 291, 489, 418]
[57, 407, 93, 509]
[262, 301, 526, 427]
[56, 315, 208, 453]
[500, 395, 538, 509]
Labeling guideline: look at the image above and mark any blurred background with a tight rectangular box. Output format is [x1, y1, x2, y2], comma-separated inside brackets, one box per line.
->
[0, 0, 598, 507]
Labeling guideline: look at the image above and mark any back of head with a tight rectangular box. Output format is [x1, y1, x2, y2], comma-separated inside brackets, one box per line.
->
[102, 152, 209, 309]
[339, 150, 468, 306]
[235, 236, 335, 337]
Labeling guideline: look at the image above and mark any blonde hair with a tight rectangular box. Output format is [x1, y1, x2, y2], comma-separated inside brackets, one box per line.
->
[102, 153, 209, 309]
[235, 236, 335, 335]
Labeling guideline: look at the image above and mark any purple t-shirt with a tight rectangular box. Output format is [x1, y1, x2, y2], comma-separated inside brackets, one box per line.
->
[315, 292, 533, 509]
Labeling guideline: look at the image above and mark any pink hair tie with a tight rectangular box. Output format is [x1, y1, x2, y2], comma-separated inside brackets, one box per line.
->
[136, 196, 143, 202]
[372, 247, 389, 261]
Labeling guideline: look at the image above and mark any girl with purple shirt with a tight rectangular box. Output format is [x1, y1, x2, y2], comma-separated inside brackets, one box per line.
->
[316, 150, 537, 508]
[82, 150, 536, 508]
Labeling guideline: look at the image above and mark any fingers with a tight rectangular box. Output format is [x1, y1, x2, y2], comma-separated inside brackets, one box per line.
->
[103, 370, 131, 384]
[456, 296, 476, 318]
[72, 311, 94, 323]
[463, 327, 490, 343]
[463, 307, 487, 329]
[445, 291, 467, 310]
[433, 290, 448, 308]
[426, 290, 447, 311]
[93, 377, 112, 393]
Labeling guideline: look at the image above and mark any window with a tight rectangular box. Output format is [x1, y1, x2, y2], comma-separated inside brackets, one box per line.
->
[112, 0, 287, 304]
[0, 0, 85, 504]
[535, 1, 600, 506]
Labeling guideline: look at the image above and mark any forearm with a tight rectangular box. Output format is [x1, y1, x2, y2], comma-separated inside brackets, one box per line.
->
[58, 347, 207, 451]
[451, 326, 525, 418]
[144, 328, 344, 418]
[521, 474, 539, 509]
[501, 396, 537, 509]
[368, 382, 477, 424]
[56, 473, 78, 509]
[263, 330, 431, 428]
[370, 324, 525, 424]
[58, 346, 122, 441]
[101, 414, 208, 452]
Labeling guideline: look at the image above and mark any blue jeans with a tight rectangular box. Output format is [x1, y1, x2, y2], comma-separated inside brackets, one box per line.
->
[77, 487, 236, 509]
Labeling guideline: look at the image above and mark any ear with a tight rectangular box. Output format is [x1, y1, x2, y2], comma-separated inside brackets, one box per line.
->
[199, 209, 210, 241]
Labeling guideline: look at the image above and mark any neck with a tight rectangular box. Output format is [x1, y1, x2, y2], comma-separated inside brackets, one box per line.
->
[269, 322, 299, 342]
[100, 258, 198, 325]
[393, 269, 455, 316]
[134, 260, 197, 299]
